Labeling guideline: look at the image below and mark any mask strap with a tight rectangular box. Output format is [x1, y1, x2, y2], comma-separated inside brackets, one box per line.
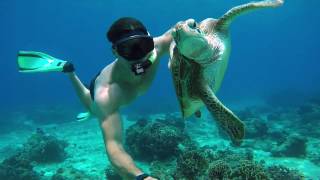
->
[113, 35, 153, 47]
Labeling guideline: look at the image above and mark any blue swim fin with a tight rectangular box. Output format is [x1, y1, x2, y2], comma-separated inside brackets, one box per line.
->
[17, 51, 67, 73]
[76, 112, 91, 122]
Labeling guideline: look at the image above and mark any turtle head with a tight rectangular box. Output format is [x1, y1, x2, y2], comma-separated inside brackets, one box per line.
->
[172, 19, 214, 62]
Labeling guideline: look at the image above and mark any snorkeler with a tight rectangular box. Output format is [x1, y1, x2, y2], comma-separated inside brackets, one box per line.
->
[69, 18, 171, 180]
[66, 18, 173, 180]
[18, 17, 171, 180]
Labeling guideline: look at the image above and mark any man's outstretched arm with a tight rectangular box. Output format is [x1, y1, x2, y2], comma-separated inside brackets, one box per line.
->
[94, 84, 157, 180]
[154, 28, 174, 57]
[100, 111, 143, 179]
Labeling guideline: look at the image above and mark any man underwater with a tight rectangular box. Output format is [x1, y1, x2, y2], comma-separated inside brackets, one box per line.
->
[18, 17, 170, 180]
[66, 17, 172, 180]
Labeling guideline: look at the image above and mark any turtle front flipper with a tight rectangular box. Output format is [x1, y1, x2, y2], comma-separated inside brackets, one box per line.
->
[216, 0, 284, 30]
[198, 83, 245, 145]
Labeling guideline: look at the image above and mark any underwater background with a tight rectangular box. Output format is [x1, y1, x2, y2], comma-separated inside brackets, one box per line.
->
[1, 0, 320, 179]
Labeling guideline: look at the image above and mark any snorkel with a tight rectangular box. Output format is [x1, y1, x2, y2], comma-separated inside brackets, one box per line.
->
[130, 49, 157, 75]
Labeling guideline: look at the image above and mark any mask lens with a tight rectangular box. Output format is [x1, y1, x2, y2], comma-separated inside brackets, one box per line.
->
[116, 36, 154, 61]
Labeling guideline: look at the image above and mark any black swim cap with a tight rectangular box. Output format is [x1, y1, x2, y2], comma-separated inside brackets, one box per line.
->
[107, 17, 148, 44]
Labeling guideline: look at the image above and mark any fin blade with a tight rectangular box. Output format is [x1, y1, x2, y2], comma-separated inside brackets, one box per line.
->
[17, 51, 67, 73]
[76, 112, 91, 122]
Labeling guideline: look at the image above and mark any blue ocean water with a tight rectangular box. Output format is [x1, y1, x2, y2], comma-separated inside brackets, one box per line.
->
[1, 0, 319, 113]
[1, 0, 320, 179]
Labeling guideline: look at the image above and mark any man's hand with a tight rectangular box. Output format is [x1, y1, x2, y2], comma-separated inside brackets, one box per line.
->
[144, 177, 158, 180]
[62, 62, 75, 73]
[136, 173, 158, 180]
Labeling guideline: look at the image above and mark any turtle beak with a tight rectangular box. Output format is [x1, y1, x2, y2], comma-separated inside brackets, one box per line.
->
[175, 21, 184, 30]
[172, 28, 177, 40]
[172, 21, 185, 37]
[172, 28, 180, 46]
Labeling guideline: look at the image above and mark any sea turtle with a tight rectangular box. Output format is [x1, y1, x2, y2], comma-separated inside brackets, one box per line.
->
[169, 0, 283, 144]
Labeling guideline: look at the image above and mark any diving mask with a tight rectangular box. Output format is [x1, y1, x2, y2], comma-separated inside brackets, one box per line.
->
[113, 34, 154, 61]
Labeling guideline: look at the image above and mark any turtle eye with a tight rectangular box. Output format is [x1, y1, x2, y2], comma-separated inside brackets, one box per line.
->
[192, 22, 197, 28]
[188, 21, 197, 29]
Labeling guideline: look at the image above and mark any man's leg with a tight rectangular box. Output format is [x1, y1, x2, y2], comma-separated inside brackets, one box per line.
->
[67, 72, 93, 111]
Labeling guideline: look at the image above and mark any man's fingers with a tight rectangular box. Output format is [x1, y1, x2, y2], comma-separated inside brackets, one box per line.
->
[144, 177, 158, 180]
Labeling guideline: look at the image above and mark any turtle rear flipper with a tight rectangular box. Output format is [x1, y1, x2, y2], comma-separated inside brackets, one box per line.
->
[198, 84, 245, 145]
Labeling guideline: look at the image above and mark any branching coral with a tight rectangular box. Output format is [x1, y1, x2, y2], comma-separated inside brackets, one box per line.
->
[0, 152, 40, 180]
[231, 160, 268, 180]
[175, 150, 208, 180]
[267, 165, 304, 180]
[208, 160, 231, 180]
[23, 129, 68, 163]
[51, 166, 95, 180]
[126, 120, 185, 161]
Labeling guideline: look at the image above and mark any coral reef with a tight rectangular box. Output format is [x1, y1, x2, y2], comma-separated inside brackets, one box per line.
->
[0, 144, 19, 160]
[105, 167, 122, 180]
[210, 149, 253, 166]
[231, 160, 269, 180]
[236, 107, 272, 140]
[133, 105, 310, 179]
[244, 117, 269, 139]
[155, 114, 185, 132]
[267, 165, 304, 180]
[297, 102, 320, 137]
[51, 166, 96, 180]
[23, 128, 68, 163]
[208, 160, 231, 180]
[0, 152, 40, 180]
[150, 160, 176, 180]
[125, 118, 187, 161]
[174, 150, 208, 180]
[149, 147, 307, 179]
[0, 129, 68, 179]
[307, 140, 320, 166]
[267, 129, 289, 144]
[271, 134, 307, 158]
[206, 149, 269, 179]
